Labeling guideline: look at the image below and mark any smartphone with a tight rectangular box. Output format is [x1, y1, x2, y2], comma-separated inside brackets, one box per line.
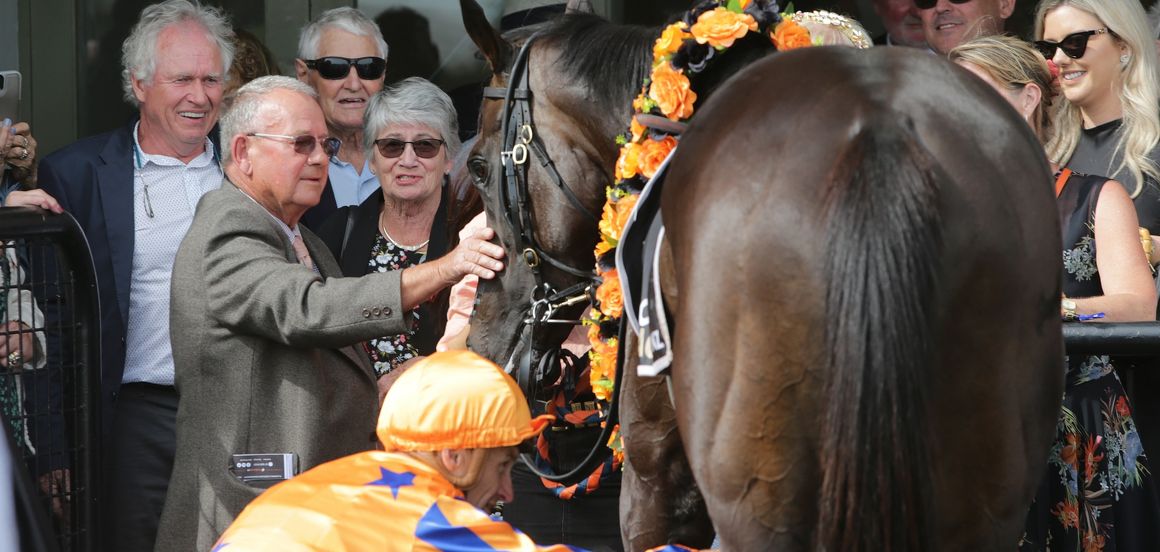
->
[0, 71, 21, 122]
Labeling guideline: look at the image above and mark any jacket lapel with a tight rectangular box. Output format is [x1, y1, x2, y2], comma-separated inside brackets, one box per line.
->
[96, 125, 137, 327]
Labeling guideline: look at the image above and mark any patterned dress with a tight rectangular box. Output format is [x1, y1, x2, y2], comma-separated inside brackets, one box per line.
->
[1021, 173, 1160, 551]
[364, 234, 425, 377]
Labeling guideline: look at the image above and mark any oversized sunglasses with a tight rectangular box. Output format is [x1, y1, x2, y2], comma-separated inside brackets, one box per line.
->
[247, 133, 341, 157]
[1033, 29, 1114, 60]
[914, 0, 971, 10]
[374, 138, 445, 159]
[303, 56, 386, 80]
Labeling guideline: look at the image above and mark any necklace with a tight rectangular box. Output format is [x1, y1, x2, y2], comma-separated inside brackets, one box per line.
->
[378, 210, 429, 252]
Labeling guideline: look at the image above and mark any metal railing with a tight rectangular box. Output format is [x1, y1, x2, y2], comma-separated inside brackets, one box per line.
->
[0, 206, 100, 552]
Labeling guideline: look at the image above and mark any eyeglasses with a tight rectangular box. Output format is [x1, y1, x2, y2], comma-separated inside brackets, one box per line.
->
[247, 133, 341, 157]
[1034, 29, 1114, 60]
[303, 56, 387, 80]
[914, 0, 970, 10]
[374, 138, 445, 159]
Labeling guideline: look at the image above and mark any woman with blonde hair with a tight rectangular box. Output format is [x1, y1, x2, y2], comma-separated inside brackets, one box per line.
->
[1034, 0, 1160, 235]
[951, 34, 1160, 551]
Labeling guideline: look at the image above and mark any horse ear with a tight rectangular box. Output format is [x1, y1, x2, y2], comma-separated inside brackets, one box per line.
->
[459, 0, 510, 74]
[565, 0, 595, 14]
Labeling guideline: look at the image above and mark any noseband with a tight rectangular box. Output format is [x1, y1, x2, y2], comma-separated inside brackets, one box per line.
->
[482, 34, 621, 485]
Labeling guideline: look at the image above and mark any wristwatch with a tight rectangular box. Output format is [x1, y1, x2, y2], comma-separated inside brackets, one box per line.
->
[1061, 298, 1078, 321]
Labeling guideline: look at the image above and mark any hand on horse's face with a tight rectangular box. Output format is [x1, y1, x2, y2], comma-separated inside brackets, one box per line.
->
[440, 226, 506, 285]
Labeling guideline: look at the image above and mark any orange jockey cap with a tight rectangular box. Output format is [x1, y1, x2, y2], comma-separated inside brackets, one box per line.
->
[377, 350, 555, 452]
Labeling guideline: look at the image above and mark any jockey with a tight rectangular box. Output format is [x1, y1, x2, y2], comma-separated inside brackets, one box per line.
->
[212, 350, 580, 551]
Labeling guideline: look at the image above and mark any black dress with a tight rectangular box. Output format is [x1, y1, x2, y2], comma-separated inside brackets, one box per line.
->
[1066, 120, 1160, 235]
[1021, 173, 1160, 551]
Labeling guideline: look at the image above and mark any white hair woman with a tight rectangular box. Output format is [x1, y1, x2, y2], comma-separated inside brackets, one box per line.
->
[316, 77, 492, 383]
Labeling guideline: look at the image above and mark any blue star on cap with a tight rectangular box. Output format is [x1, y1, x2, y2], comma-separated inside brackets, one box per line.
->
[367, 466, 416, 499]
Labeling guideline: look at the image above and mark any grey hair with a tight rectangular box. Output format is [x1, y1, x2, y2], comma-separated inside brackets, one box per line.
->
[297, 7, 388, 61]
[363, 77, 461, 161]
[121, 0, 235, 107]
[219, 76, 318, 165]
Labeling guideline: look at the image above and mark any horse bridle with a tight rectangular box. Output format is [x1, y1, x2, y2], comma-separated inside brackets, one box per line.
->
[481, 34, 622, 485]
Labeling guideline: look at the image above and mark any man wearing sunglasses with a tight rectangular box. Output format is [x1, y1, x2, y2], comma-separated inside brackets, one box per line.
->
[155, 75, 507, 551]
[917, 0, 1015, 55]
[295, 7, 388, 230]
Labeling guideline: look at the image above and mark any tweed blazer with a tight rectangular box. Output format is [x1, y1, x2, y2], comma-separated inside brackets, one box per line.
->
[155, 182, 408, 551]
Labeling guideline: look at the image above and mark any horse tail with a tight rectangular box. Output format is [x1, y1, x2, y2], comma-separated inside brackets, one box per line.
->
[816, 115, 942, 551]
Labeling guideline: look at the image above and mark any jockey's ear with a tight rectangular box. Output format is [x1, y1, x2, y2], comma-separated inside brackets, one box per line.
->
[438, 448, 486, 489]
[459, 0, 511, 75]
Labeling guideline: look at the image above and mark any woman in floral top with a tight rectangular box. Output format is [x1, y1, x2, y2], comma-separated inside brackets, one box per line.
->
[953, 35, 1160, 550]
[318, 78, 499, 379]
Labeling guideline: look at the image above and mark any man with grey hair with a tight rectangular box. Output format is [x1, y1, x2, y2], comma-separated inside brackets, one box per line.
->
[295, 7, 389, 229]
[154, 75, 505, 550]
[35, 0, 233, 549]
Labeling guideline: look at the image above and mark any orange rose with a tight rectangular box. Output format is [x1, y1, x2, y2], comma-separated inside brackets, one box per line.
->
[596, 269, 624, 318]
[615, 141, 642, 182]
[630, 116, 646, 143]
[690, 7, 758, 49]
[587, 322, 617, 357]
[771, 19, 813, 51]
[739, 0, 752, 8]
[613, 194, 638, 238]
[648, 63, 696, 121]
[638, 136, 678, 179]
[653, 22, 690, 59]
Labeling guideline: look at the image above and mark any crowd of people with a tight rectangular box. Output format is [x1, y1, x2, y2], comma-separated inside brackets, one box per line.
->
[2, 0, 1160, 550]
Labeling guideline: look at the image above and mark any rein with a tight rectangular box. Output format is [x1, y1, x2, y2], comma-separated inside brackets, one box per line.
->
[482, 34, 620, 486]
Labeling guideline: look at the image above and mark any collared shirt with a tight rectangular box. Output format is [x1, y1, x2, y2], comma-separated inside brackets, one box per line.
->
[328, 156, 379, 208]
[215, 451, 583, 551]
[122, 123, 222, 386]
[236, 186, 319, 273]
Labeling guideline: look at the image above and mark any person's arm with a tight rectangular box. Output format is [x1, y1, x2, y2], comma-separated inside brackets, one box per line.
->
[1072, 180, 1158, 321]
[436, 212, 488, 352]
[398, 226, 504, 311]
[2, 249, 46, 369]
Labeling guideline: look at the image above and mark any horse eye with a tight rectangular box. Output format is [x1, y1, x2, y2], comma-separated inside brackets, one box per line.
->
[468, 157, 490, 187]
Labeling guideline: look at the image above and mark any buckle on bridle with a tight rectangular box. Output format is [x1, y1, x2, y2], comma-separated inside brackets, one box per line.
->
[502, 125, 534, 167]
[523, 248, 540, 268]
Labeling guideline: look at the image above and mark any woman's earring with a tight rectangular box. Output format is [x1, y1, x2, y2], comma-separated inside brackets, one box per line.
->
[1121, 53, 1131, 66]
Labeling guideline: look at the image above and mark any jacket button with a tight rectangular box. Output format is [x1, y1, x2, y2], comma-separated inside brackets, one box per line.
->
[383, 307, 392, 316]
[372, 307, 381, 317]
[362, 308, 372, 318]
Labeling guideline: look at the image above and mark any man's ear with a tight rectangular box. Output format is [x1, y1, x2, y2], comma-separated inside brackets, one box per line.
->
[439, 449, 470, 477]
[998, 0, 1016, 20]
[130, 73, 149, 105]
[232, 135, 253, 176]
[295, 59, 309, 82]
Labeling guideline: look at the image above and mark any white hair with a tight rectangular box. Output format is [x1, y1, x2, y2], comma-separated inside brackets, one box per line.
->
[121, 0, 235, 107]
[297, 7, 388, 61]
[363, 77, 460, 161]
[219, 76, 318, 165]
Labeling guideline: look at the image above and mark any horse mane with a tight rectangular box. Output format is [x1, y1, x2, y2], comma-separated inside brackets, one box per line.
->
[509, 13, 654, 113]
[819, 111, 940, 551]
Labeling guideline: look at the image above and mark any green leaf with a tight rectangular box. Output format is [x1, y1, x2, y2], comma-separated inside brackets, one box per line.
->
[784, 2, 796, 15]
[615, 134, 628, 146]
[726, 0, 743, 12]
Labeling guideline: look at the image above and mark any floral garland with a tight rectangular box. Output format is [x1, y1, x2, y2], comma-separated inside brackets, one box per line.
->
[587, 0, 814, 407]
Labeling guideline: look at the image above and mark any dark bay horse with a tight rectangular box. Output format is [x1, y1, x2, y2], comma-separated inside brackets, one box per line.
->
[460, 2, 1065, 550]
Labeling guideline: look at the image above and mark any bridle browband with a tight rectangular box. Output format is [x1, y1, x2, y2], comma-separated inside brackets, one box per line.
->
[481, 34, 620, 485]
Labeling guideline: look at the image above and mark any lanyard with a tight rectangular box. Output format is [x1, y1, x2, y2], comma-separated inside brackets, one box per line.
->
[1054, 168, 1072, 198]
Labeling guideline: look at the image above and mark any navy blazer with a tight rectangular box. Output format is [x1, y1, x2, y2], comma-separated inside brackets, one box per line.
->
[37, 120, 220, 437]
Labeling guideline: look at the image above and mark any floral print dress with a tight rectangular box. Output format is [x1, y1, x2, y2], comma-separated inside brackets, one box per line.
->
[1021, 173, 1160, 551]
[364, 234, 425, 378]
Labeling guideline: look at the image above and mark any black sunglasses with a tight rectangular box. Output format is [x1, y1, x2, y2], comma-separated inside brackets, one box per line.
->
[374, 138, 445, 159]
[303, 56, 386, 80]
[1034, 29, 1113, 60]
[247, 133, 341, 157]
[914, 0, 970, 10]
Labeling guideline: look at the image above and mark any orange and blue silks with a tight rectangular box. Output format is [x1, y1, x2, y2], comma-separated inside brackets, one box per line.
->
[213, 451, 586, 551]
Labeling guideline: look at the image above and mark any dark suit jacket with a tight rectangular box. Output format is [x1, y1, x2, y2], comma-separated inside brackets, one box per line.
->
[298, 178, 337, 231]
[36, 121, 222, 437]
[315, 187, 452, 355]
[155, 182, 408, 550]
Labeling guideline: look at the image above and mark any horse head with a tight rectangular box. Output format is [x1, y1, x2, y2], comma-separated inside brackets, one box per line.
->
[459, 0, 651, 378]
